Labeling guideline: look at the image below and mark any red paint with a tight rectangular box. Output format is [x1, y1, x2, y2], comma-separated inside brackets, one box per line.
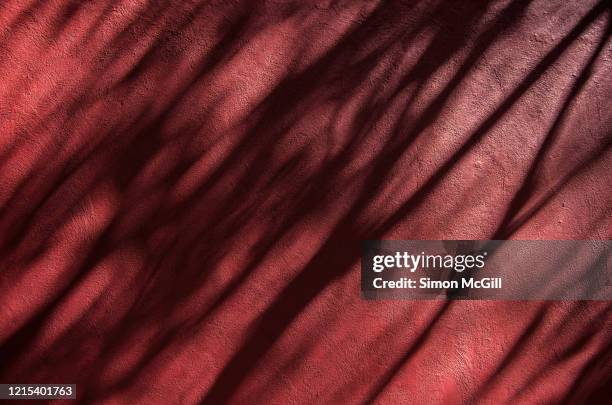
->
[0, 0, 610, 403]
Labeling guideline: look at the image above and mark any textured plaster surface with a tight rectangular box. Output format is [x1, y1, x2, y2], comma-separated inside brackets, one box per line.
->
[0, 0, 610, 404]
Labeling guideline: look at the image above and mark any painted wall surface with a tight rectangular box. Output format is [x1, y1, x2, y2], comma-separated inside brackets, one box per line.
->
[0, 0, 610, 403]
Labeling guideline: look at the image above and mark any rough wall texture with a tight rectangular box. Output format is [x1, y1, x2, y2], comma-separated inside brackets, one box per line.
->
[0, 0, 610, 403]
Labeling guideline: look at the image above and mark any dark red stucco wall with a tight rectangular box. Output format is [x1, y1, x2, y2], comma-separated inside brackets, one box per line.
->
[0, 0, 610, 403]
